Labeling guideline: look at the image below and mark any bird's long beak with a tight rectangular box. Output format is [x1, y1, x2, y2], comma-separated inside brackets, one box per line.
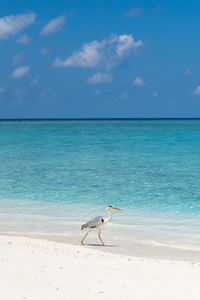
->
[113, 207, 122, 211]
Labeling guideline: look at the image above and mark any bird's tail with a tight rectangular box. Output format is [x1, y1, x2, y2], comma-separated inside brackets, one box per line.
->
[81, 224, 87, 230]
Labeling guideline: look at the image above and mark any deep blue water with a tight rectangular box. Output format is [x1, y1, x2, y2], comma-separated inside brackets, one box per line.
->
[0, 120, 200, 249]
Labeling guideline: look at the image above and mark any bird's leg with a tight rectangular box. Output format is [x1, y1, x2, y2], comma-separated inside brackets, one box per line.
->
[98, 229, 104, 246]
[81, 229, 92, 245]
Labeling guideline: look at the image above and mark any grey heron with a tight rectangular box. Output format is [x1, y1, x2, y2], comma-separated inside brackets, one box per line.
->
[81, 205, 122, 245]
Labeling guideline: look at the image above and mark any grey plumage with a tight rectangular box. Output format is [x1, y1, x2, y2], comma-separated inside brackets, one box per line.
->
[81, 216, 104, 230]
[80, 205, 122, 246]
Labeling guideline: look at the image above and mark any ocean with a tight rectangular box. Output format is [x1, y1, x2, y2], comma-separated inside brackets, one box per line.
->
[0, 119, 200, 259]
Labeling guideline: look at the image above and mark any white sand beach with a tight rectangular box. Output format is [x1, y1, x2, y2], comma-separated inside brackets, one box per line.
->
[0, 235, 200, 300]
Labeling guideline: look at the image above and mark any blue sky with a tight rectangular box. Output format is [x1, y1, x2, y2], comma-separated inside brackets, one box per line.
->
[0, 0, 200, 118]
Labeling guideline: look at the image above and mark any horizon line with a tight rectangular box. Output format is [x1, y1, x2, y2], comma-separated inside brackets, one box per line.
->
[0, 117, 200, 121]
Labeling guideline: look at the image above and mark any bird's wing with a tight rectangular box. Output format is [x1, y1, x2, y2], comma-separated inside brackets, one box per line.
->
[84, 216, 104, 229]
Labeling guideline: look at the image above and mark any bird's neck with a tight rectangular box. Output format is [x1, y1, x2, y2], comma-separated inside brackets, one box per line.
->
[104, 208, 112, 224]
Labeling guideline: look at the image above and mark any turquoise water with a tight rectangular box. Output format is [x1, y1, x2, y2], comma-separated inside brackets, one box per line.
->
[0, 120, 200, 253]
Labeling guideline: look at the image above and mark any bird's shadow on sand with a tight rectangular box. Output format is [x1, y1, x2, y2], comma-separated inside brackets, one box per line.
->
[86, 243, 118, 247]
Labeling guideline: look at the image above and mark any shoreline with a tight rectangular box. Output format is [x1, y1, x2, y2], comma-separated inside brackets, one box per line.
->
[0, 235, 200, 300]
[1, 200, 200, 259]
[1, 206, 200, 263]
[1, 231, 200, 263]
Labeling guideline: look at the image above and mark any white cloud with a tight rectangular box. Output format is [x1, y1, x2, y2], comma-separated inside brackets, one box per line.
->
[152, 92, 158, 97]
[54, 34, 143, 70]
[17, 34, 31, 44]
[12, 66, 30, 79]
[0, 12, 35, 40]
[116, 34, 143, 57]
[40, 16, 66, 35]
[184, 68, 192, 76]
[87, 72, 113, 84]
[132, 76, 144, 86]
[192, 85, 200, 95]
[54, 40, 102, 68]
[125, 8, 143, 19]
[0, 87, 5, 93]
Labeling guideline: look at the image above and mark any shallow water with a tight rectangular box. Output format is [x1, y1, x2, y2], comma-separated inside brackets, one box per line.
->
[0, 120, 200, 258]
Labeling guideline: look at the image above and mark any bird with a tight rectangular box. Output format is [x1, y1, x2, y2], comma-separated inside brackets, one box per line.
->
[80, 205, 122, 246]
